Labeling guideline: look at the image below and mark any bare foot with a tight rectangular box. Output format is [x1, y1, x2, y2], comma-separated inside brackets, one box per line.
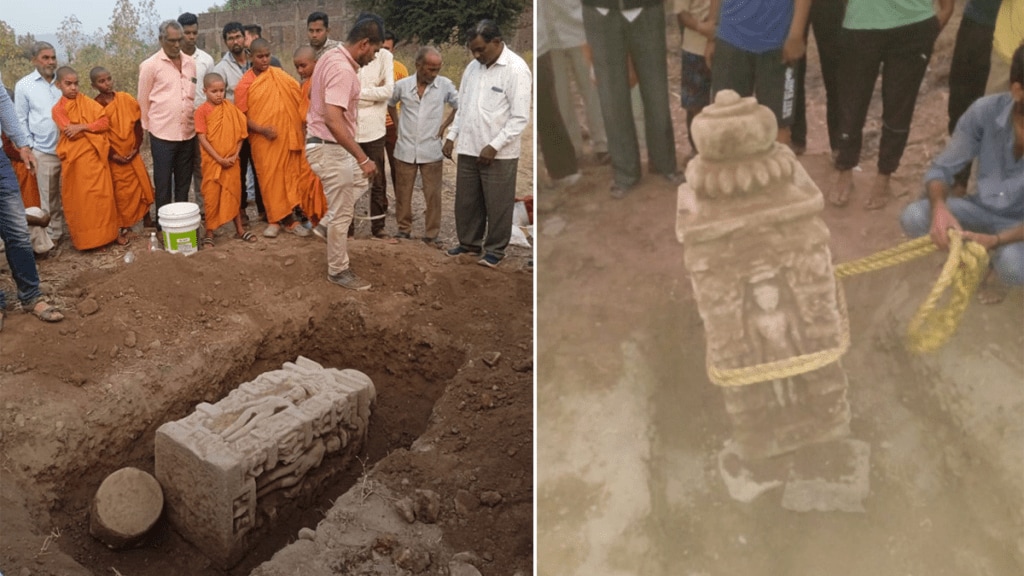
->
[827, 169, 854, 207]
[977, 269, 1007, 305]
[863, 174, 892, 211]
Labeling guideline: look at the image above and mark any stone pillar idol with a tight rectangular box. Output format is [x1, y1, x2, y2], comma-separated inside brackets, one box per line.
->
[677, 91, 864, 507]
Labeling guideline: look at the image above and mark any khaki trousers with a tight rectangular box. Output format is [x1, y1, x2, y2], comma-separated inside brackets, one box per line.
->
[306, 143, 368, 276]
[34, 152, 63, 241]
[394, 159, 443, 239]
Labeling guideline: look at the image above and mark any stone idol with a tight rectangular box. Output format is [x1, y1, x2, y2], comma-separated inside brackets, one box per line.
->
[677, 91, 868, 511]
[155, 356, 375, 567]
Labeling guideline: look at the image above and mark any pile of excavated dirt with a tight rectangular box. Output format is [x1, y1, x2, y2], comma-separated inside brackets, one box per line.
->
[0, 129, 534, 575]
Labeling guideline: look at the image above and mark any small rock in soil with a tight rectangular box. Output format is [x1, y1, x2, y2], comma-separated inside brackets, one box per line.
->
[414, 489, 441, 523]
[297, 527, 316, 541]
[479, 393, 495, 409]
[512, 359, 533, 373]
[451, 551, 484, 566]
[124, 331, 137, 348]
[13, 365, 29, 374]
[15, 413, 25, 427]
[482, 352, 501, 367]
[69, 372, 87, 386]
[284, 257, 295, 267]
[109, 345, 119, 358]
[479, 491, 503, 507]
[454, 490, 479, 516]
[448, 560, 482, 576]
[77, 298, 100, 316]
[431, 301, 443, 310]
[393, 547, 431, 573]
[403, 283, 418, 296]
[395, 497, 416, 523]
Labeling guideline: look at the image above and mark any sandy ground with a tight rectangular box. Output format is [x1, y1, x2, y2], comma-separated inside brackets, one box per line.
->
[0, 125, 534, 574]
[537, 9, 1023, 576]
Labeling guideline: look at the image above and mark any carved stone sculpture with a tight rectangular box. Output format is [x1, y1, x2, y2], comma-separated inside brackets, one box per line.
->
[154, 357, 375, 567]
[677, 90, 851, 461]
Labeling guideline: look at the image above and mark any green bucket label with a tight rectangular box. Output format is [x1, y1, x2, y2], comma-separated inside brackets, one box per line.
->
[163, 229, 198, 253]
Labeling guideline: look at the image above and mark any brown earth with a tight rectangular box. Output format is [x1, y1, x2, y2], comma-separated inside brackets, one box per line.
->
[539, 7, 1022, 576]
[0, 127, 534, 574]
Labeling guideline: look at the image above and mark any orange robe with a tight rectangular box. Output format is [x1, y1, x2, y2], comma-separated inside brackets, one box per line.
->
[52, 96, 118, 250]
[2, 134, 41, 208]
[235, 67, 303, 224]
[195, 101, 248, 232]
[102, 92, 154, 228]
[298, 79, 327, 225]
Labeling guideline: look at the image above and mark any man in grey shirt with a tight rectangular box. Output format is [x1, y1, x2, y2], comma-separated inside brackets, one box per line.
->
[387, 46, 458, 245]
[14, 42, 62, 243]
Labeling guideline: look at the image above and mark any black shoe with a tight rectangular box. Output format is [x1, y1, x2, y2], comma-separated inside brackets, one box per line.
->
[446, 246, 479, 257]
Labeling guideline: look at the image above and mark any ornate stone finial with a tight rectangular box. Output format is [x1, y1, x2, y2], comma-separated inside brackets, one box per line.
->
[684, 90, 797, 199]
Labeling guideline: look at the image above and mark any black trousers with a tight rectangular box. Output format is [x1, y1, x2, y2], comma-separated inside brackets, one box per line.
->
[538, 52, 578, 180]
[150, 134, 195, 225]
[791, 0, 844, 150]
[360, 136, 387, 235]
[948, 16, 994, 187]
[238, 139, 264, 217]
[834, 16, 940, 175]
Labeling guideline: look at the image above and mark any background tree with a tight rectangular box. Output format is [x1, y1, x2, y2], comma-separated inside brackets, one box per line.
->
[56, 15, 84, 63]
[0, 21, 33, 89]
[353, 0, 528, 47]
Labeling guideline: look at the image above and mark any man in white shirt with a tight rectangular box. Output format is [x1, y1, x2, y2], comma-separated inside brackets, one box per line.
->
[355, 39, 395, 240]
[442, 20, 531, 268]
[179, 12, 215, 216]
[14, 42, 63, 243]
[387, 46, 458, 245]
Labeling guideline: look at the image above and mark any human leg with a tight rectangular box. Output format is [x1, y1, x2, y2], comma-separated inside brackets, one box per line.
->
[33, 151, 62, 241]
[834, 27, 884, 172]
[453, 155, 485, 253]
[191, 137, 205, 214]
[360, 137, 387, 236]
[583, 6, 642, 189]
[238, 139, 253, 216]
[0, 155, 41, 309]
[991, 241, 1024, 286]
[394, 158, 416, 236]
[626, 6, 677, 177]
[385, 122, 398, 195]
[308, 144, 359, 276]
[538, 51, 579, 181]
[480, 158, 518, 260]
[947, 17, 993, 191]
[810, 0, 844, 152]
[149, 135, 175, 226]
[680, 51, 711, 156]
[171, 137, 195, 204]
[710, 39, 756, 100]
[420, 160, 444, 240]
[567, 46, 609, 156]
[551, 47, 585, 155]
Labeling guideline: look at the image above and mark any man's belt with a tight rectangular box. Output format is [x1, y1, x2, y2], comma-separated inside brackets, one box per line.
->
[306, 136, 337, 144]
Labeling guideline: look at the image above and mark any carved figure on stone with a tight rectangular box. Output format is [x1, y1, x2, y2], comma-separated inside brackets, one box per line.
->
[217, 382, 315, 443]
[745, 273, 804, 407]
[256, 438, 326, 499]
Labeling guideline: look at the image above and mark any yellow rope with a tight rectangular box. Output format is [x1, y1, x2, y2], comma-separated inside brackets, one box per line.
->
[707, 229, 989, 387]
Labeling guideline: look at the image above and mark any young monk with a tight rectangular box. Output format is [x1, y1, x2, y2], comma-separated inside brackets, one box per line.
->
[234, 38, 309, 238]
[293, 45, 327, 229]
[194, 72, 255, 246]
[51, 66, 120, 251]
[91, 67, 154, 239]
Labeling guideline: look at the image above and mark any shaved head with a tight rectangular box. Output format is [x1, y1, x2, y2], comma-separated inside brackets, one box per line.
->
[293, 45, 315, 60]
[204, 72, 225, 88]
[55, 66, 77, 82]
[89, 66, 109, 83]
[249, 38, 270, 54]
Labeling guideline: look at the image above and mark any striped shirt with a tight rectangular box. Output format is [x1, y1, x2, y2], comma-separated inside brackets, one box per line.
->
[14, 69, 61, 154]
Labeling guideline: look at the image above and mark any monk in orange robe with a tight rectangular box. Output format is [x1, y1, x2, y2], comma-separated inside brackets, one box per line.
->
[195, 72, 254, 247]
[2, 133, 40, 208]
[293, 46, 327, 226]
[90, 67, 153, 236]
[51, 66, 120, 251]
[235, 39, 307, 238]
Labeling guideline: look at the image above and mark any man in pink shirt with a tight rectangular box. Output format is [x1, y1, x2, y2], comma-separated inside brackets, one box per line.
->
[138, 20, 196, 224]
[306, 14, 383, 291]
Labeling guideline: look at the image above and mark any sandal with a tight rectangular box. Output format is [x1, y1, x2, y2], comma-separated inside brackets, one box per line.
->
[201, 236, 215, 249]
[236, 231, 257, 243]
[28, 299, 64, 323]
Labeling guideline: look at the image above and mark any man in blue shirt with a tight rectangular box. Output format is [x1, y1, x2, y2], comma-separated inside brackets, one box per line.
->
[900, 44, 1024, 304]
[14, 42, 62, 244]
[705, 0, 810, 144]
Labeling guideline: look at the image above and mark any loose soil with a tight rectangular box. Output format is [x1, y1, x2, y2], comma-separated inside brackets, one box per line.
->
[538, 8, 1022, 576]
[0, 127, 534, 575]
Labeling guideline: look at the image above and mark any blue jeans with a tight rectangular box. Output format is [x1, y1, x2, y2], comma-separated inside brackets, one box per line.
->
[0, 154, 42, 309]
[900, 197, 1024, 285]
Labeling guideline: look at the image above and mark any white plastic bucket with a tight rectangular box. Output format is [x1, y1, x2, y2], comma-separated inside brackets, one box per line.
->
[157, 202, 201, 254]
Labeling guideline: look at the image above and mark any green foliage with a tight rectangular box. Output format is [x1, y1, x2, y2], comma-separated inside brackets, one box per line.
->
[209, 0, 288, 11]
[0, 21, 33, 90]
[354, 0, 528, 47]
